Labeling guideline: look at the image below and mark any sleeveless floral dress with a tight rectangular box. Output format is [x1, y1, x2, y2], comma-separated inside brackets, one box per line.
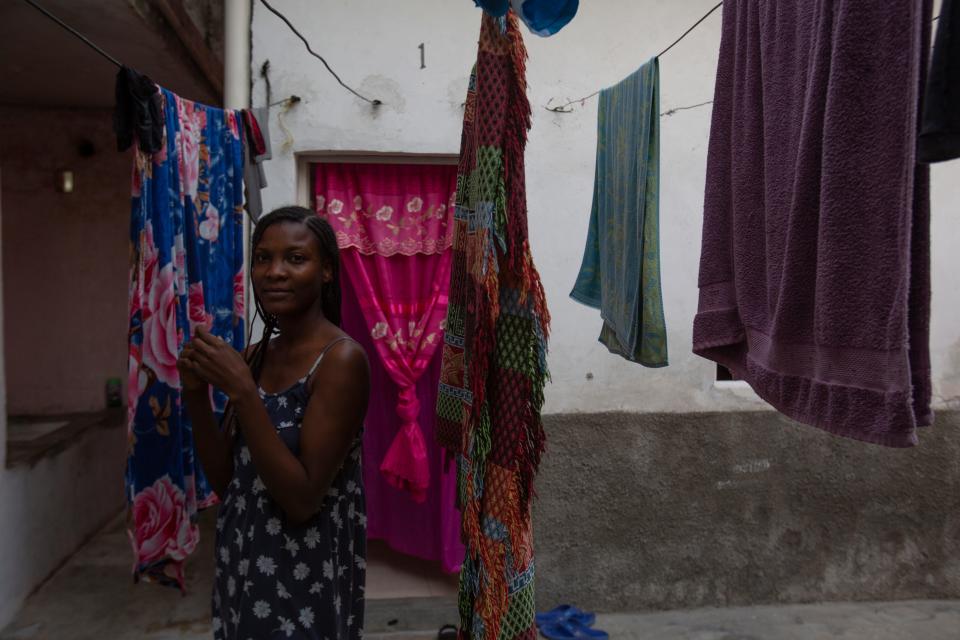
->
[212, 339, 366, 639]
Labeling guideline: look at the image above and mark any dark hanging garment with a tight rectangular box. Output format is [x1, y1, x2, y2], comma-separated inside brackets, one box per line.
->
[919, 0, 960, 163]
[113, 66, 163, 153]
[693, 0, 933, 447]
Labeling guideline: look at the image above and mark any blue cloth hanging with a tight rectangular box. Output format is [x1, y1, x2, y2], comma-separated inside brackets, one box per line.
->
[125, 87, 246, 589]
[472, 0, 579, 36]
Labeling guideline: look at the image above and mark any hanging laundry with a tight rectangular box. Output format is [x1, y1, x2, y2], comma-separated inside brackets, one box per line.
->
[126, 86, 246, 588]
[919, 0, 960, 163]
[242, 107, 272, 220]
[315, 162, 456, 502]
[693, 1, 933, 447]
[570, 57, 668, 368]
[470, 0, 578, 36]
[113, 66, 163, 153]
[437, 12, 550, 640]
[341, 281, 465, 574]
[243, 109, 267, 157]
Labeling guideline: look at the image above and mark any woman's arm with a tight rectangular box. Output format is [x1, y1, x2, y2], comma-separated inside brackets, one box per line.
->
[186, 329, 370, 524]
[178, 345, 234, 497]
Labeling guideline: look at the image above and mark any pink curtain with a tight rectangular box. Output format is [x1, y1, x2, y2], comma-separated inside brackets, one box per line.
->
[342, 280, 463, 573]
[315, 162, 455, 502]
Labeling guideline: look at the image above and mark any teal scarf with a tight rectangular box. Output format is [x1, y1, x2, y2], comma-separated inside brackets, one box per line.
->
[571, 57, 668, 367]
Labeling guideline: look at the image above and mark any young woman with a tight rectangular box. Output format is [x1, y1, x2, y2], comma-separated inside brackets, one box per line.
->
[178, 206, 370, 639]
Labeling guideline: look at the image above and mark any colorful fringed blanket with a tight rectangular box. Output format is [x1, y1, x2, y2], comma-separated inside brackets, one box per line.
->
[436, 12, 550, 640]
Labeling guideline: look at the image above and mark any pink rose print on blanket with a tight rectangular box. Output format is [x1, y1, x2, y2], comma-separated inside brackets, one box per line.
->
[140, 222, 159, 288]
[126, 347, 147, 429]
[142, 264, 181, 388]
[226, 110, 240, 140]
[129, 475, 199, 567]
[233, 270, 245, 320]
[176, 97, 207, 198]
[188, 282, 213, 333]
[199, 203, 220, 242]
[131, 162, 142, 198]
[174, 234, 187, 294]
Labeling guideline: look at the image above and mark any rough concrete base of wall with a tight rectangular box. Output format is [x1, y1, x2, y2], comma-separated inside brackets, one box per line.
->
[533, 410, 960, 613]
[0, 421, 127, 630]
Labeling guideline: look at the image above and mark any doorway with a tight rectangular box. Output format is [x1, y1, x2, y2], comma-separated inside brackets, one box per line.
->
[303, 154, 462, 609]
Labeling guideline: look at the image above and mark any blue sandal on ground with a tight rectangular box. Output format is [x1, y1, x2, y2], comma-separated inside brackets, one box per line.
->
[535, 605, 596, 628]
[539, 619, 609, 640]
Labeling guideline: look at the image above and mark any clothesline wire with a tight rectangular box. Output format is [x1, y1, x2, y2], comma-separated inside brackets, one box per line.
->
[257, 0, 382, 107]
[20, 0, 302, 109]
[657, 1, 724, 58]
[545, 1, 723, 113]
[545, 3, 941, 114]
[20, 0, 123, 69]
[19, 0, 940, 115]
[661, 99, 714, 117]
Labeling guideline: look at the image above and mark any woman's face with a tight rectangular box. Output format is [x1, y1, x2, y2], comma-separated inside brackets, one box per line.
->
[252, 221, 332, 318]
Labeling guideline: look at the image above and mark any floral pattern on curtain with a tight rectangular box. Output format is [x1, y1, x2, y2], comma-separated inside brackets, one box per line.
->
[315, 162, 456, 501]
[126, 89, 245, 590]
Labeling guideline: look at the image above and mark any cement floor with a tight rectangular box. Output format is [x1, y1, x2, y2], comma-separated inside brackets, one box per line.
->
[1, 512, 957, 639]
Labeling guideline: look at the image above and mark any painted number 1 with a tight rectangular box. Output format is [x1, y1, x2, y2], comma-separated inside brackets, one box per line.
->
[419, 43, 426, 69]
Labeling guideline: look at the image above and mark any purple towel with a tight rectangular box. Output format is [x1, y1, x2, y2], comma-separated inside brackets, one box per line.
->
[693, 1, 933, 447]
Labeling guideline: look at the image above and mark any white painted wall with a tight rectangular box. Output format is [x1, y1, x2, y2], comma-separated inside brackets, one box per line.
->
[251, 0, 960, 415]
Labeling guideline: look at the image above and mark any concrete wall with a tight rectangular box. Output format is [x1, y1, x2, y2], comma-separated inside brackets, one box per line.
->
[0, 107, 130, 414]
[181, 0, 225, 60]
[0, 427, 127, 629]
[250, 0, 960, 415]
[534, 410, 960, 612]
[0, 108, 129, 630]
[1, 168, 5, 468]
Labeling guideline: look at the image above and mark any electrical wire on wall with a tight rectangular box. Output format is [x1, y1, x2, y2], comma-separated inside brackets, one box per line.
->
[257, 59, 302, 153]
[257, 0, 382, 107]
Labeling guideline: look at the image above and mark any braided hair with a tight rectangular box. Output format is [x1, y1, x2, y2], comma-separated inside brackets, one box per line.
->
[245, 206, 342, 385]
